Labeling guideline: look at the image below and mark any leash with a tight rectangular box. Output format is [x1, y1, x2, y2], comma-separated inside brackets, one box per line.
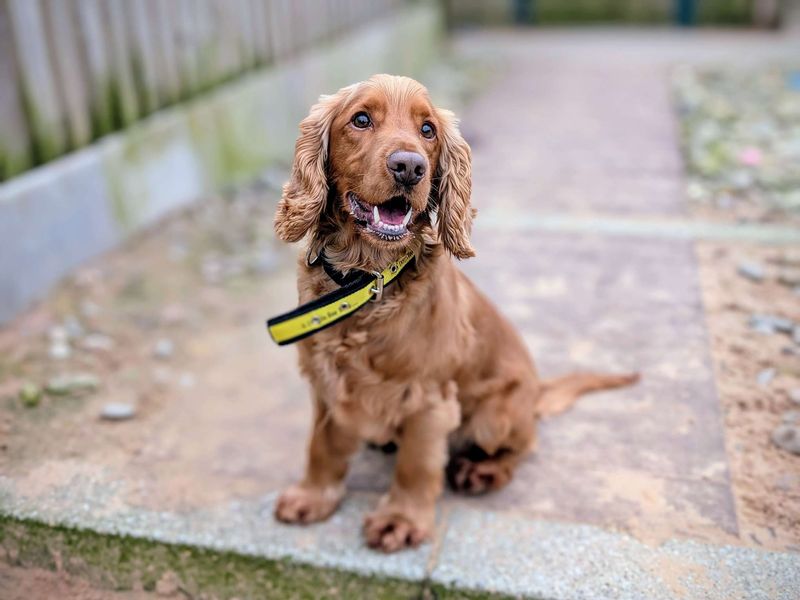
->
[266, 251, 415, 345]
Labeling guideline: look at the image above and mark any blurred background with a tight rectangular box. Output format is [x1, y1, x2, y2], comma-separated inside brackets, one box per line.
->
[1, 1, 799, 598]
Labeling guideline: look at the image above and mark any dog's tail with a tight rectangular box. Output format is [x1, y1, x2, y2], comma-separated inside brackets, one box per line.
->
[535, 371, 639, 418]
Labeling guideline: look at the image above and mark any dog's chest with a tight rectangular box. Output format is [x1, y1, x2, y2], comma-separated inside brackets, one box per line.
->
[300, 303, 431, 441]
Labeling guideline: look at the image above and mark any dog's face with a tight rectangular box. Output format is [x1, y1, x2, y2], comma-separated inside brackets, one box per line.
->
[275, 74, 475, 259]
[328, 79, 439, 247]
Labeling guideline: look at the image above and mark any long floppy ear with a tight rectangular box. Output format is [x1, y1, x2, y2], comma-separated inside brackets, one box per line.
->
[274, 89, 349, 242]
[434, 108, 475, 259]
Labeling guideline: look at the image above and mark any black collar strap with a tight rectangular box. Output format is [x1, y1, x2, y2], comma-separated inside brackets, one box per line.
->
[266, 251, 415, 345]
[317, 252, 370, 287]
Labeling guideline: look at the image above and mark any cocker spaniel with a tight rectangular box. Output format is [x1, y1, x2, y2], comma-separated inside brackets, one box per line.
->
[272, 74, 637, 552]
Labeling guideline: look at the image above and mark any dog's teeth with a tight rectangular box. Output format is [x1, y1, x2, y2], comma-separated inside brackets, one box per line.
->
[373, 205, 380, 222]
[402, 208, 413, 227]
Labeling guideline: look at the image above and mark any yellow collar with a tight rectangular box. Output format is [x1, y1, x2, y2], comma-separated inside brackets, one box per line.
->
[266, 251, 415, 345]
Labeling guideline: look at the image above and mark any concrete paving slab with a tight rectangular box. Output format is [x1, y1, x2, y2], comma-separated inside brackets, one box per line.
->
[0, 477, 432, 583]
[432, 507, 800, 600]
[457, 229, 736, 542]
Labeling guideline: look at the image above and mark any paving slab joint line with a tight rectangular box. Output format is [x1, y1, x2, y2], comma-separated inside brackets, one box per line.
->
[478, 211, 800, 244]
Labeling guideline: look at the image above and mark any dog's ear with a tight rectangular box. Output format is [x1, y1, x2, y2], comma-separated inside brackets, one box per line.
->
[274, 89, 349, 242]
[434, 108, 475, 259]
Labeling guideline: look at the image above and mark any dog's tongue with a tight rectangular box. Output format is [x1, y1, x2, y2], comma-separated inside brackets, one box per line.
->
[377, 198, 407, 225]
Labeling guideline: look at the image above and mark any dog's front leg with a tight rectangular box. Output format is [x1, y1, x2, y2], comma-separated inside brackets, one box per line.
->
[364, 381, 461, 552]
[275, 397, 359, 524]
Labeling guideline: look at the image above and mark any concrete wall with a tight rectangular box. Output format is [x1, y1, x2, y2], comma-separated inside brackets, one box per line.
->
[0, 2, 443, 324]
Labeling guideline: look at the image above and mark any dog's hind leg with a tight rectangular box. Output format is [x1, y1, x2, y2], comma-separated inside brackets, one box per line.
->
[446, 379, 538, 495]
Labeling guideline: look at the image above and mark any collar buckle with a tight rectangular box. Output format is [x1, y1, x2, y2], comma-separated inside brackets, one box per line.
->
[370, 271, 384, 302]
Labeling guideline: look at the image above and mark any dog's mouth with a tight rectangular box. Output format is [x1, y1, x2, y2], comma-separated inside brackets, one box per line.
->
[347, 192, 414, 241]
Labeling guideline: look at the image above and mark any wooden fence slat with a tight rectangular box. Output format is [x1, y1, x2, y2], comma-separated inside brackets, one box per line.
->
[42, 0, 91, 149]
[175, 0, 201, 95]
[105, 0, 141, 127]
[0, 0, 32, 179]
[0, 0, 397, 179]
[6, 0, 67, 162]
[75, 0, 114, 136]
[237, 0, 257, 70]
[151, 0, 183, 103]
[267, 0, 291, 60]
[126, 0, 162, 113]
[250, 0, 270, 66]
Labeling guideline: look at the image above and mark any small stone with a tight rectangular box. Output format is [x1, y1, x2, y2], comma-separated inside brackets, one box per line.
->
[794, 326, 800, 345]
[45, 373, 99, 396]
[49, 341, 71, 360]
[201, 257, 223, 285]
[155, 571, 180, 597]
[82, 333, 115, 352]
[737, 261, 765, 282]
[772, 424, 800, 455]
[756, 368, 776, 387]
[80, 300, 101, 318]
[48, 326, 68, 343]
[153, 338, 174, 359]
[100, 402, 136, 421]
[63, 316, 84, 339]
[789, 389, 800, 405]
[749, 314, 794, 335]
[18, 382, 42, 408]
[178, 372, 196, 389]
[783, 410, 800, 424]
[777, 269, 800, 287]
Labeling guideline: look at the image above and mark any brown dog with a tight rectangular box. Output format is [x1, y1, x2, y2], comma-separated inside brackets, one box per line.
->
[273, 74, 637, 552]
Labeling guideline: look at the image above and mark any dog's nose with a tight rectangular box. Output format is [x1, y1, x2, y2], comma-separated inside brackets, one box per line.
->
[387, 151, 426, 186]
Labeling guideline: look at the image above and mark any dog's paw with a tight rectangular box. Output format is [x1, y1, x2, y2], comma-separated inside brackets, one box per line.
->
[363, 507, 430, 553]
[446, 456, 512, 495]
[274, 484, 344, 524]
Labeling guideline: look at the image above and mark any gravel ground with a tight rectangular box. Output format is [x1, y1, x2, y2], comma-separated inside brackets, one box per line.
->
[675, 64, 800, 225]
[696, 242, 800, 551]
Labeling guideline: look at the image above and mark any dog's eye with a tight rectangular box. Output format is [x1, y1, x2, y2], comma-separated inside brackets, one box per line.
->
[352, 112, 371, 129]
[421, 122, 435, 139]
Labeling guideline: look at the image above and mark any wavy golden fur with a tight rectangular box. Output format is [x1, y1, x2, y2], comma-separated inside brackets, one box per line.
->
[273, 74, 637, 552]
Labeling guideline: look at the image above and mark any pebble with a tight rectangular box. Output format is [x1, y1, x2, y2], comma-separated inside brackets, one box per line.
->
[737, 261, 765, 282]
[178, 372, 196, 389]
[80, 300, 101, 318]
[794, 326, 800, 345]
[749, 314, 794, 335]
[100, 402, 136, 421]
[63, 316, 84, 339]
[771, 424, 800, 455]
[49, 341, 71, 360]
[153, 338, 174, 359]
[782, 410, 800, 424]
[18, 383, 42, 408]
[155, 571, 180, 597]
[789, 389, 800, 405]
[48, 325, 68, 343]
[82, 333, 115, 352]
[756, 368, 776, 387]
[45, 373, 99, 396]
[777, 269, 800, 287]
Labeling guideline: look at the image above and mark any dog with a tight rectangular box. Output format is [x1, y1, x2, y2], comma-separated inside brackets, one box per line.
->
[272, 74, 637, 552]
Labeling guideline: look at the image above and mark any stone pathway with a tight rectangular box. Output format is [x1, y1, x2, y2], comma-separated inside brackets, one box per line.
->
[2, 29, 800, 599]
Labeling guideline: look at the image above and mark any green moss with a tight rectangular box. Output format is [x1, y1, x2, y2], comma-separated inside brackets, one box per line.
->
[0, 515, 422, 599]
[18, 84, 64, 165]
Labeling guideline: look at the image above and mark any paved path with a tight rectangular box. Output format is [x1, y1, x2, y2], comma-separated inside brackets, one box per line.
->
[2, 29, 800, 599]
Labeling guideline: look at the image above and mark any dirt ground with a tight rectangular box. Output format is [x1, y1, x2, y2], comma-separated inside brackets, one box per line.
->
[696, 242, 800, 551]
[0, 563, 156, 600]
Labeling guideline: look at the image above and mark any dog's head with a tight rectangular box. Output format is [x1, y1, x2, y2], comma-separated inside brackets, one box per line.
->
[274, 74, 474, 260]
